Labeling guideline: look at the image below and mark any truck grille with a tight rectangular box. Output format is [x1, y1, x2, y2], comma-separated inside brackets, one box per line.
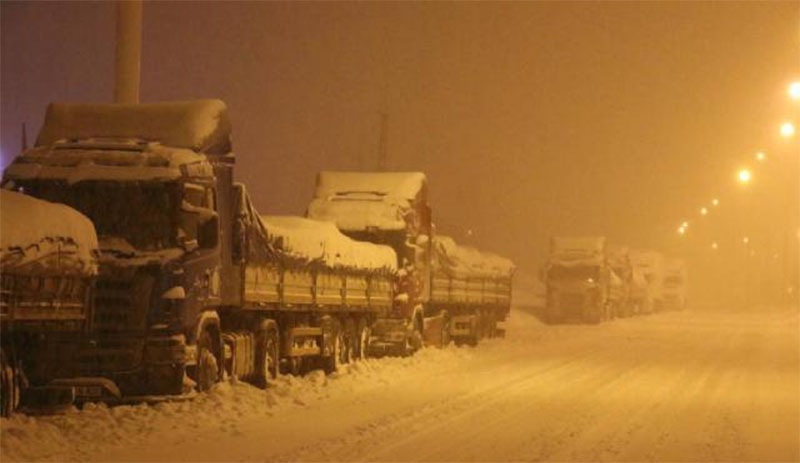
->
[560, 292, 584, 309]
[92, 275, 150, 332]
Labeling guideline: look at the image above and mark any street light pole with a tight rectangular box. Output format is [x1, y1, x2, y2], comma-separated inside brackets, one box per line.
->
[115, 0, 142, 104]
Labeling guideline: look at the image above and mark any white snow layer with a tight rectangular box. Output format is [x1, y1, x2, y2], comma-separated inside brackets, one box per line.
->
[433, 235, 514, 279]
[3, 143, 211, 184]
[261, 216, 397, 271]
[548, 236, 607, 266]
[34, 100, 232, 154]
[0, 190, 97, 275]
[307, 171, 426, 231]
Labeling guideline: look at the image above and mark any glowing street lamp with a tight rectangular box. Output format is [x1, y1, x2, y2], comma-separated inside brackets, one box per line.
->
[711, 241, 719, 250]
[789, 81, 800, 100]
[677, 226, 686, 236]
[681, 221, 689, 229]
[780, 121, 796, 138]
[700, 207, 708, 216]
[737, 168, 752, 185]
[711, 198, 719, 207]
[742, 236, 749, 245]
[755, 151, 766, 162]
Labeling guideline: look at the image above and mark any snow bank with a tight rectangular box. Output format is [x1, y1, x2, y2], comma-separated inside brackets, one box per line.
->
[34, 100, 232, 155]
[261, 216, 397, 272]
[432, 235, 514, 279]
[0, 190, 97, 275]
[307, 171, 426, 231]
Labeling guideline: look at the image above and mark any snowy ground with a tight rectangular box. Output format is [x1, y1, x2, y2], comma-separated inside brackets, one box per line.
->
[2, 306, 798, 462]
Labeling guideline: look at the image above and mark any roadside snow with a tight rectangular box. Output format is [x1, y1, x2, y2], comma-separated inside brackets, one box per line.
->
[2, 308, 798, 462]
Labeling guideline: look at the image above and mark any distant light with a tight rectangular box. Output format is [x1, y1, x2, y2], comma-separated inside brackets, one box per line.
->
[700, 207, 708, 216]
[755, 151, 766, 162]
[711, 241, 719, 250]
[681, 221, 689, 229]
[742, 236, 749, 245]
[737, 168, 752, 184]
[780, 121, 796, 138]
[711, 198, 720, 207]
[677, 226, 686, 235]
[789, 81, 800, 100]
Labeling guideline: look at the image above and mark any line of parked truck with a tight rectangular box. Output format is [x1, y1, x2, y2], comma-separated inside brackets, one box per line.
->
[542, 236, 688, 324]
[0, 100, 514, 416]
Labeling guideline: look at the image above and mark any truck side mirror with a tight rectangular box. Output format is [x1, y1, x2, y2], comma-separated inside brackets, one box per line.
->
[198, 216, 219, 249]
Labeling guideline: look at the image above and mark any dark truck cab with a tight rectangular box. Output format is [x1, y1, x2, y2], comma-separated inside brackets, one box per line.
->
[2, 100, 236, 399]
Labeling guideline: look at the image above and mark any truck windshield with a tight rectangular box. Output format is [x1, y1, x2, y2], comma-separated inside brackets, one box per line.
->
[17, 180, 180, 251]
[548, 265, 598, 281]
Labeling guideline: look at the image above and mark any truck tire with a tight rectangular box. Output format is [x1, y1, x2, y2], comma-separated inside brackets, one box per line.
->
[323, 327, 343, 374]
[355, 318, 370, 360]
[193, 330, 220, 392]
[0, 349, 18, 417]
[342, 318, 356, 364]
[253, 320, 279, 388]
[440, 311, 451, 348]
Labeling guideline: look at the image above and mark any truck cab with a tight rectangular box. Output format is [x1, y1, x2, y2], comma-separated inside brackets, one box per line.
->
[1, 100, 235, 398]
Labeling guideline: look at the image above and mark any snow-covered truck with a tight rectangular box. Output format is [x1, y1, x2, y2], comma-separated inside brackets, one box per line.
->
[629, 249, 665, 313]
[543, 236, 623, 324]
[1, 190, 98, 416]
[1, 100, 396, 403]
[661, 258, 687, 311]
[307, 171, 514, 354]
[430, 235, 514, 345]
[606, 244, 635, 317]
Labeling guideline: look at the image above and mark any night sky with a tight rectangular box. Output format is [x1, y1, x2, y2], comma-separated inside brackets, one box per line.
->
[2, 2, 798, 289]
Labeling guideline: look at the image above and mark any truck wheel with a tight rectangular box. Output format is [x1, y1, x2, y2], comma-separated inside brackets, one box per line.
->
[194, 330, 220, 392]
[0, 349, 18, 417]
[323, 327, 343, 374]
[342, 318, 356, 364]
[253, 320, 279, 388]
[355, 319, 370, 360]
[440, 311, 451, 348]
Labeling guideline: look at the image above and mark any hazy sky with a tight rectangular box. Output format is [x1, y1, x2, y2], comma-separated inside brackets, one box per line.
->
[2, 2, 798, 280]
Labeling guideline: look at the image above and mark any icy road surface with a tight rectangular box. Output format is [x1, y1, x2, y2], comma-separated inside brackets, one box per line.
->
[2, 307, 798, 462]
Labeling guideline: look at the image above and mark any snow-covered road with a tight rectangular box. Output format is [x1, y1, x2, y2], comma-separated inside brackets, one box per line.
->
[2, 307, 798, 462]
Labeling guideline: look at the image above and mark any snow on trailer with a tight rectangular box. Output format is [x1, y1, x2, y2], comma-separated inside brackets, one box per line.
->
[430, 235, 514, 343]
[261, 215, 396, 272]
[1, 190, 98, 276]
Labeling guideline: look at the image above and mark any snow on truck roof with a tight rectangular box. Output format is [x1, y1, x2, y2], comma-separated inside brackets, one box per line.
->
[307, 171, 426, 231]
[35, 100, 232, 154]
[260, 215, 397, 272]
[4, 100, 227, 184]
[433, 235, 514, 279]
[549, 236, 606, 267]
[0, 190, 97, 275]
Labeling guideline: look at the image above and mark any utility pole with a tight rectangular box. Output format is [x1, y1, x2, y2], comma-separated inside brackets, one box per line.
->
[115, 0, 142, 104]
[377, 112, 388, 171]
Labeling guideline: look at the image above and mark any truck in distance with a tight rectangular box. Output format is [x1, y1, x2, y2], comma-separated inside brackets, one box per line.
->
[661, 258, 687, 310]
[543, 236, 622, 324]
